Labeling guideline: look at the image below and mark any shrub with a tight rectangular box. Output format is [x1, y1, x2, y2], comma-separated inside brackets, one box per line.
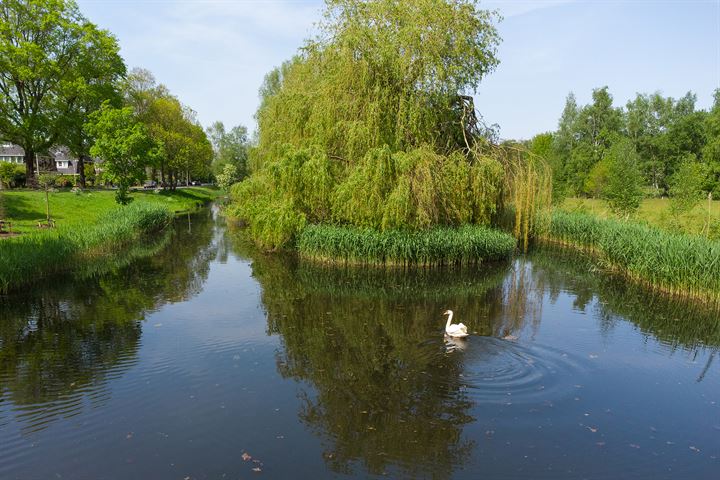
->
[0, 163, 26, 188]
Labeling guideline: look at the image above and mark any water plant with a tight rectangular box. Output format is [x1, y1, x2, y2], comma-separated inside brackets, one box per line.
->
[298, 224, 516, 267]
[546, 210, 720, 304]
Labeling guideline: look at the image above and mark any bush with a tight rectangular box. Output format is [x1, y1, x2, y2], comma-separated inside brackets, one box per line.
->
[0, 163, 26, 188]
[602, 139, 644, 218]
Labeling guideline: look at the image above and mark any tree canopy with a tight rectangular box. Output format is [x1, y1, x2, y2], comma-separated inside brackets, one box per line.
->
[544, 87, 720, 202]
[0, 0, 125, 181]
[229, 0, 550, 251]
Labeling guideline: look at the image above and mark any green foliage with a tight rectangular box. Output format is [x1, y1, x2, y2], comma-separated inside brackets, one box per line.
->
[669, 155, 706, 220]
[0, 203, 172, 293]
[229, 0, 525, 251]
[252, 0, 500, 168]
[0, 0, 126, 181]
[583, 156, 610, 197]
[602, 139, 644, 218]
[547, 210, 720, 305]
[703, 89, 720, 195]
[216, 163, 238, 192]
[143, 95, 213, 187]
[83, 163, 97, 186]
[0, 163, 26, 188]
[551, 87, 720, 199]
[333, 145, 503, 231]
[85, 104, 158, 204]
[298, 224, 515, 266]
[207, 121, 249, 179]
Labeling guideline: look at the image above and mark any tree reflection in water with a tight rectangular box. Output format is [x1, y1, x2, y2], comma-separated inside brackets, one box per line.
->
[0, 209, 218, 433]
[527, 246, 720, 354]
[232, 233, 519, 478]
[232, 231, 720, 477]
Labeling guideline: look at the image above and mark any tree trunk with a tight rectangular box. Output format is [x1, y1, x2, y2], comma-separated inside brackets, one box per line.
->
[78, 155, 88, 188]
[24, 147, 36, 187]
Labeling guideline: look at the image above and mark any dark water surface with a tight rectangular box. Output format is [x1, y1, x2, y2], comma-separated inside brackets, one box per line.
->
[1, 208, 718, 479]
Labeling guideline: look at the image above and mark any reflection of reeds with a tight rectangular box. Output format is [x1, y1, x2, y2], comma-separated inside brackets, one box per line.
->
[546, 210, 720, 307]
[0, 204, 172, 293]
[530, 245, 720, 352]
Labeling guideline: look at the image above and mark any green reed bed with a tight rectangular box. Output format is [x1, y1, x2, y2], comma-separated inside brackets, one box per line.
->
[298, 224, 516, 266]
[546, 210, 720, 304]
[0, 204, 172, 293]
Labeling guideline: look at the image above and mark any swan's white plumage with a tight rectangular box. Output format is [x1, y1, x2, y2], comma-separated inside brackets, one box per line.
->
[443, 310, 468, 338]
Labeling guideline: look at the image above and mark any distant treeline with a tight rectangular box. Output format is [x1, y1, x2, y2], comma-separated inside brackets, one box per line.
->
[531, 87, 720, 199]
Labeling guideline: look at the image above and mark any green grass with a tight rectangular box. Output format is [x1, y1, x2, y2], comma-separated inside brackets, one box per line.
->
[298, 224, 516, 266]
[560, 197, 720, 238]
[0, 203, 173, 293]
[0, 187, 219, 234]
[546, 210, 720, 305]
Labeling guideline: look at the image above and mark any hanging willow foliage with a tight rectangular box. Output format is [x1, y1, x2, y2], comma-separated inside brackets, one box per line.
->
[230, 0, 551, 251]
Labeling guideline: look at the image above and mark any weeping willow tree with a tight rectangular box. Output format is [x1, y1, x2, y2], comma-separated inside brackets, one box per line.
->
[231, 0, 550, 250]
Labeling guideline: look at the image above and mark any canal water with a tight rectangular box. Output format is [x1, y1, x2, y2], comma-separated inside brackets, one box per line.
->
[1, 207, 718, 479]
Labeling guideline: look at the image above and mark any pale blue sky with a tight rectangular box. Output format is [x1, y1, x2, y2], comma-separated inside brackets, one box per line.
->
[77, 0, 720, 140]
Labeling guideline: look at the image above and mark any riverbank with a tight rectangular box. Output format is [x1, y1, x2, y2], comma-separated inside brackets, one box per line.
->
[0, 187, 219, 234]
[0, 204, 174, 293]
[544, 210, 720, 305]
[298, 224, 516, 266]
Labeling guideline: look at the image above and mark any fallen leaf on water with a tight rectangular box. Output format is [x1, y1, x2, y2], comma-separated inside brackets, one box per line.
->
[241, 453, 252, 461]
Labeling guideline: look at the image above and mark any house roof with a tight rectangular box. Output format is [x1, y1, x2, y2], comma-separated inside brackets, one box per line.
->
[0, 144, 25, 156]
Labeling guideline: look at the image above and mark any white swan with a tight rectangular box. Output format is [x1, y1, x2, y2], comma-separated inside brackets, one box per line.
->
[443, 310, 469, 338]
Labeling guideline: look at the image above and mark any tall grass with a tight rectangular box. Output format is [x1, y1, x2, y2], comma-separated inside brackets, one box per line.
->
[0, 204, 172, 293]
[546, 210, 720, 304]
[298, 224, 516, 266]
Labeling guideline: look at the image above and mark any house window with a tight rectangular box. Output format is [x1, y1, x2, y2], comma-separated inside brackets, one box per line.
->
[57, 161, 69, 169]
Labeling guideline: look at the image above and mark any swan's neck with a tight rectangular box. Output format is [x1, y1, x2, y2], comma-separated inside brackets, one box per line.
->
[445, 311, 453, 328]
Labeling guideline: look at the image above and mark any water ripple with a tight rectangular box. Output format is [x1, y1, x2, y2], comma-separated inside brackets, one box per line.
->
[449, 337, 588, 405]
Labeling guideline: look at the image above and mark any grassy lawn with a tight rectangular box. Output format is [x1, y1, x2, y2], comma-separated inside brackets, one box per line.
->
[0, 187, 220, 234]
[559, 197, 720, 237]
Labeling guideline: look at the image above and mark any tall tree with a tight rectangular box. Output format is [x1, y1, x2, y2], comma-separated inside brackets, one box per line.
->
[85, 104, 157, 204]
[59, 28, 125, 187]
[568, 87, 623, 195]
[602, 138, 643, 218]
[0, 0, 124, 183]
[206, 121, 249, 180]
[702, 89, 720, 194]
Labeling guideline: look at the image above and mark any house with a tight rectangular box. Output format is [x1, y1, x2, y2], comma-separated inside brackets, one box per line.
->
[0, 143, 25, 165]
[0, 143, 80, 174]
[50, 146, 81, 175]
